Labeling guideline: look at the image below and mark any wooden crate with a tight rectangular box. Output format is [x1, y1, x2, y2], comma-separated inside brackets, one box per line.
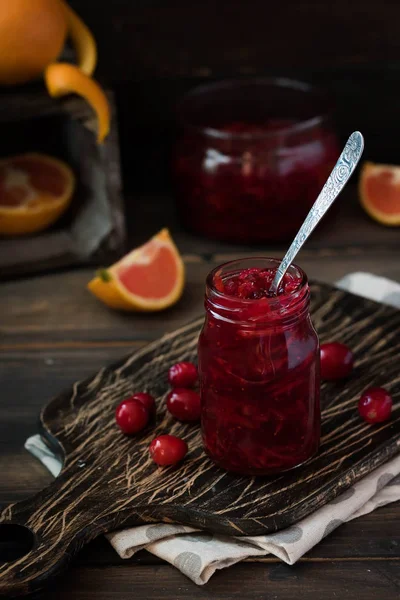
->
[0, 85, 125, 279]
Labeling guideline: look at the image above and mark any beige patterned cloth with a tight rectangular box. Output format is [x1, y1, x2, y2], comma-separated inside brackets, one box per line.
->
[25, 272, 400, 585]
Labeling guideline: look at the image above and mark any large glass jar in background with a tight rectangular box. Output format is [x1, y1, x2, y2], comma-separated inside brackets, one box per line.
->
[173, 78, 340, 243]
[198, 258, 320, 475]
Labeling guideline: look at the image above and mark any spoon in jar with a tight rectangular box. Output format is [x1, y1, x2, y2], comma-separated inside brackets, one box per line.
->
[269, 131, 364, 295]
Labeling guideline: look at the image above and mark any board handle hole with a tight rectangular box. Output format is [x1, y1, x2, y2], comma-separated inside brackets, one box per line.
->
[0, 524, 36, 563]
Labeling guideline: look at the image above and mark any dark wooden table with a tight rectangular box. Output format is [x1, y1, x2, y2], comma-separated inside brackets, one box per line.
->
[1, 187, 400, 599]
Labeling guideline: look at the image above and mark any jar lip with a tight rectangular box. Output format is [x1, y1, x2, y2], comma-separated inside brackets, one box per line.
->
[206, 257, 309, 321]
[178, 77, 332, 141]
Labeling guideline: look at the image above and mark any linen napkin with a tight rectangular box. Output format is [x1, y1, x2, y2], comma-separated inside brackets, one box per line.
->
[25, 272, 400, 585]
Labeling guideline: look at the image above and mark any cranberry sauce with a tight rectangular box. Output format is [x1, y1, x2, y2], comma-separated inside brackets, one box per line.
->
[173, 119, 339, 243]
[214, 265, 302, 299]
[198, 258, 321, 475]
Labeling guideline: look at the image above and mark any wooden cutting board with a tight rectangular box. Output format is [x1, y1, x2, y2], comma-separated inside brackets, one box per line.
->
[0, 282, 399, 597]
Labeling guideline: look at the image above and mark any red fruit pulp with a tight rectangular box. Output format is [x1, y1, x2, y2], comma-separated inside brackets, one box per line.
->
[149, 435, 188, 466]
[215, 266, 301, 299]
[173, 119, 339, 243]
[320, 342, 354, 380]
[358, 387, 393, 424]
[132, 392, 156, 415]
[168, 362, 198, 387]
[198, 259, 321, 475]
[115, 398, 149, 435]
[167, 388, 201, 422]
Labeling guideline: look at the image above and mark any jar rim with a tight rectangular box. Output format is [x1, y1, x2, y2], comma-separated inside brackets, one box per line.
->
[206, 257, 309, 325]
[177, 77, 333, 141]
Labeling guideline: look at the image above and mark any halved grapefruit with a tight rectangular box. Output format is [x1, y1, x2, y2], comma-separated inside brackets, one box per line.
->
[359, 161, 400, 226]
[87, 229, 185, 312]
[0, 153, 75, 235]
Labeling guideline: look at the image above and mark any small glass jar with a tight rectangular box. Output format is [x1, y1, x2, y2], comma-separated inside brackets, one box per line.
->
[173, 78, 340, 243]
[198, 258, 320, 475]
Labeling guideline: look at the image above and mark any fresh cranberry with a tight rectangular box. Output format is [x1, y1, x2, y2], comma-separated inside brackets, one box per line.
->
[358, 387, 393, 424]
[149, 435, 188, 466]
[168, 362, 198, 387]
[320, 342, 354, 380]
[115, 398, 149, 434]
[131, 392, 156, 415]
[166, 388, 201, 422]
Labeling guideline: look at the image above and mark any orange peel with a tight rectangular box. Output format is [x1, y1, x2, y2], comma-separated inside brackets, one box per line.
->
[45, 62, 110, 143]
[62, 1, 97, 76]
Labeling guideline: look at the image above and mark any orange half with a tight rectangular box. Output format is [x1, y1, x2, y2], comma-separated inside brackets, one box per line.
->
[87, 229, 185, 312]
[359, 161, 400, 226]
[0, 153, 75, 235]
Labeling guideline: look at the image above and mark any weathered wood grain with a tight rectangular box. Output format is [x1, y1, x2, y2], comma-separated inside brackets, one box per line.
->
[2, 247, 400, 347]
[39, 561, 400, 600]
[0, 282, 399, 597]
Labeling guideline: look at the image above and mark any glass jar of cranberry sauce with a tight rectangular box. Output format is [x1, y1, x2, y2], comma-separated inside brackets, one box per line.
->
[198, 258, 320, 475]
[173, 78, 340, 243]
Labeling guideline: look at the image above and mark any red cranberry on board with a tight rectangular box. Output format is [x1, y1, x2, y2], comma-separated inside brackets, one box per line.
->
[131, 392, 156, 415]
[168, 362, 198, 388]
[320, 342, 354, 380]
[115, 398, 149, 435]
[166, 388, 201, 422]
[358, 387, 393, 424]
[149, 435, 188, 466]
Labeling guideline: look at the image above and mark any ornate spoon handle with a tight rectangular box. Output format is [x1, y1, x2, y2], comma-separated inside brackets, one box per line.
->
[269, 131, 364, 295]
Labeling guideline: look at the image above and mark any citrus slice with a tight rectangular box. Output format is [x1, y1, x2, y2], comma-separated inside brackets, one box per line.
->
[359, 161, 400, 226]
[0, 153, 75, 236]
[87, 229, 185, 312]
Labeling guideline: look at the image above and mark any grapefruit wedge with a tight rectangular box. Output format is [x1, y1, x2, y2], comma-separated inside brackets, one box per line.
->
[87, 229, 185, 312]
[0, 153, 75, 235]
[359, 161, 400, 226]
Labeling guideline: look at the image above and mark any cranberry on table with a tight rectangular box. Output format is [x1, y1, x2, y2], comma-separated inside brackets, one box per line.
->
[149, 435, 188, 466]
[131, 392, 156, 415]
[320, 342, 354, 380]
[166, 388, 201, 422]
[358, 387, 393, 424]
[115, 398, 149, 435]
[168, 362, 198, 387]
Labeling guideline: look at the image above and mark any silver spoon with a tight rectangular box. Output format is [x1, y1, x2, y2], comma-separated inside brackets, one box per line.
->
[269, 131, 364, 295]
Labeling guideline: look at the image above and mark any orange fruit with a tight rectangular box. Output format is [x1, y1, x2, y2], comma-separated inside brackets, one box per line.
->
[0, 153, 75, 236]
[359, 161, 400, 226]
[0, 0, 96, 85]
[0, 1, 109, 143]
[45, 63, 110, 143]
[87, 229, 185, 312]
[0, 0, 67, 85]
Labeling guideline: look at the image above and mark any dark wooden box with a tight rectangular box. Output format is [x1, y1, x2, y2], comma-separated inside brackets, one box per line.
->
[0, 86, 125, 279]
